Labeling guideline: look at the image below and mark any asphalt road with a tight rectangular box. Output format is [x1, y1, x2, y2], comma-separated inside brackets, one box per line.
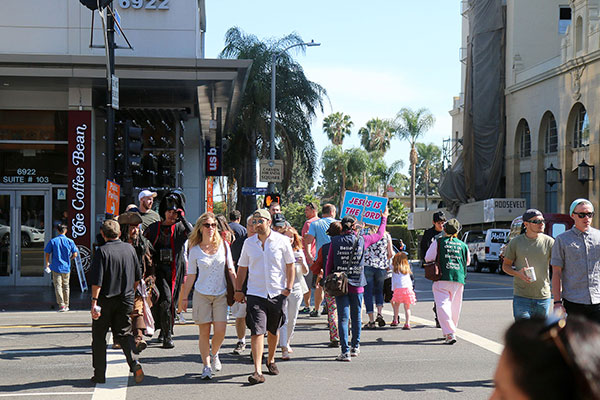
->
[0, 269, 515, 400]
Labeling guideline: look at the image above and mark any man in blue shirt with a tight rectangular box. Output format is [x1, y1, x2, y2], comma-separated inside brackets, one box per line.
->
[304, 203, 337, 316]
[44, 224, 78, 312]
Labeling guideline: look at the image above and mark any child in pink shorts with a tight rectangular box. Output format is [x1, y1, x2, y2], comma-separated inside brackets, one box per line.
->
[391, 252, 417, 329]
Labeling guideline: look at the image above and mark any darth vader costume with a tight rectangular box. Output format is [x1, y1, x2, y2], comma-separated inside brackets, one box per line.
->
[143, 190, 193, 348]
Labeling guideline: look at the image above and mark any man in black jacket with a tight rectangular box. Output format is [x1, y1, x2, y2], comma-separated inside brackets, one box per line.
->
[90, 219, 144, 384]
[419, 211, 446, 328]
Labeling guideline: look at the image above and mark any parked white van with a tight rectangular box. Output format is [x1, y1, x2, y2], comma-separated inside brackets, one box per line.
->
[462, 229, 510, 273]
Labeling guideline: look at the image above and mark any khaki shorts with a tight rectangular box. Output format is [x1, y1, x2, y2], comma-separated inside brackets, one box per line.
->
[192, 292, 228, 324]
[230, 302, 247, 318]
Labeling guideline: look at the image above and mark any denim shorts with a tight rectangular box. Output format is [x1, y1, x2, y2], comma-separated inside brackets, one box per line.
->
[512, 295, 551, 320]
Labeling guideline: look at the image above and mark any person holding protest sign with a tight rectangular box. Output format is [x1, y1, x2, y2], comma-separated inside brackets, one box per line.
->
[324, 207, 389, 362]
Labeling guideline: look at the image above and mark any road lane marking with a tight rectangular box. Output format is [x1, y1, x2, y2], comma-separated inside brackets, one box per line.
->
[381, 310, 504, 355]
[0, 393, 93, 397]
[0, 324, 90, 329]
[1, 348, 90, 355]
[92, 333, 129, 400]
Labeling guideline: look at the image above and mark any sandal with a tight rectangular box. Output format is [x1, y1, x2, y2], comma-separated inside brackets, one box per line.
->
[390, 320, 398, 327]
[376, 314, 386, 327]
[363, 321, 376, 329]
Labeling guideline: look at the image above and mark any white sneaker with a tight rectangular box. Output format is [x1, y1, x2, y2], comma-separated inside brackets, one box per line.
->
[444, 334, 457, 345]
[211, 354, 222, 372]
[335, 353, 351, 362]
[350, 347, 360, 357]
[200, 365, 212, 380]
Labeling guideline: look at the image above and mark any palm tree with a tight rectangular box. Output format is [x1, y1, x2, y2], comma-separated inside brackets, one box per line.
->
[320, 146, 370, 207]
[394, 107, 435, 212]
[358, 118, 394, 155]
[371, 159, 404, 196]
[322, 112, 353, 146]
[219, 27, 326, 218]
[416, 143, 442, 210]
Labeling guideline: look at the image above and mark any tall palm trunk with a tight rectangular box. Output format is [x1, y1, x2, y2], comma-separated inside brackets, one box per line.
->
[410, 144, 418, 213]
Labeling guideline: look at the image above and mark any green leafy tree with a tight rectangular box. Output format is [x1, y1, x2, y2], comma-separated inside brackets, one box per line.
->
[284, 150, 316, 203]
[370, 159, 404, 196]
[358, 118, 394, 155]
[389, 172, 410, 196]
[394, 107, 435, 212]
[323, 112, 353, 146]
[415, 142, 442, 197]
[320, 146, 370, 207]
[219, 27, 326, 219]
[388, 198, 408, 225]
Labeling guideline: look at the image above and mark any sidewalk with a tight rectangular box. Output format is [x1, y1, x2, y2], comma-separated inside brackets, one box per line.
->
[0, 285, 90, 312]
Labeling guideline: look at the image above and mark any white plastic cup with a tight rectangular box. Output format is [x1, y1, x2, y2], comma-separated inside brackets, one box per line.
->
[523, 258, 537, 282]
[92, 305, 101, 320]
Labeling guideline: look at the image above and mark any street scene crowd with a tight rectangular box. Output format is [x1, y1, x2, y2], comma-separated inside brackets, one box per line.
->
[42, 190, 600, 399]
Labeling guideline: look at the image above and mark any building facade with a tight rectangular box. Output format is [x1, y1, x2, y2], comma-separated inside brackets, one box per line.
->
[0, 0, 250, 286]
[450, 0, 600, 220]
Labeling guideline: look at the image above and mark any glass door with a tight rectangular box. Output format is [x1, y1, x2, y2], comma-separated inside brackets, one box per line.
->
[0, 192, 13, 283]
[0, 190, 51, 286]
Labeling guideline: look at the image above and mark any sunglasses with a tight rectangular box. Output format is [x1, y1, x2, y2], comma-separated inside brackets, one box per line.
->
[574, 212, 594, 219]
[202, 223, 217, 228]
[252, 219, 267, 225]
[527, 219, 545, 224]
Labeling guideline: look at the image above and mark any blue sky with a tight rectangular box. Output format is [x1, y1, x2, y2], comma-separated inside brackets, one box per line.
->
[205, 1, 462, 179]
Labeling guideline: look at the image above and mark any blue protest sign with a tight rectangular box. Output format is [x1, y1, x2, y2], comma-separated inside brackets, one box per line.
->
[340, 191, 388, 226]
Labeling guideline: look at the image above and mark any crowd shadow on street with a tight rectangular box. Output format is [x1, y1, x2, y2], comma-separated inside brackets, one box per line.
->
[349, 378, 494, 393]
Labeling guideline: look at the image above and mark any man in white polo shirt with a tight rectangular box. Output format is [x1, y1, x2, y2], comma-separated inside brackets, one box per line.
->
[234, 209, 295, 385]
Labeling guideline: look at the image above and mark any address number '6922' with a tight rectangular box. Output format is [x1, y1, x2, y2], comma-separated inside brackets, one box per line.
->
[119, 0, 170, 10]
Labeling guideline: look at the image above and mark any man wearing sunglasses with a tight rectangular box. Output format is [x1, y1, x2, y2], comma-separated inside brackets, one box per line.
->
[551, 198, 600, 324]
[502, 209, 554, 320]
[235, 209, 295, 384]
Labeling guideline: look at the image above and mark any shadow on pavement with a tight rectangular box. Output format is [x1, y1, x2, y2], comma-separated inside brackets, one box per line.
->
[349, 378, 494, 393]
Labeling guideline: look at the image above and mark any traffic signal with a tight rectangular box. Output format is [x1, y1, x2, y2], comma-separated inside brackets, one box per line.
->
[264, 193, 281, 208]
[125, 122, 143, 171]
[79, 0, 112, 10]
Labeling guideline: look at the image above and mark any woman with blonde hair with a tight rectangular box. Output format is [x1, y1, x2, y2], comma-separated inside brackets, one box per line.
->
[178, 212, 237, 380]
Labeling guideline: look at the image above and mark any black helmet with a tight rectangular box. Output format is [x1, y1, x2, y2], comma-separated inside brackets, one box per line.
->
[158, 190, 186, 219]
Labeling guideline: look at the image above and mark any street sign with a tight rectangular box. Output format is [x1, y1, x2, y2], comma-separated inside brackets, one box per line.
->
[241, 187, 268, 196]
[206, 177, 213, 213]
[259, 159, 284, 183]
[111, 74, 119, 110]
[105, 179, 120, 216]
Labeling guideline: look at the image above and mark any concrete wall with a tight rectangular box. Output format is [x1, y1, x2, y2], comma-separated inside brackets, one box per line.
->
[0, 0, 203, 58]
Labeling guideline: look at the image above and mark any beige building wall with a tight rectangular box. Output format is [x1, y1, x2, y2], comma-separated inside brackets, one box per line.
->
[450, 0, 600, 224]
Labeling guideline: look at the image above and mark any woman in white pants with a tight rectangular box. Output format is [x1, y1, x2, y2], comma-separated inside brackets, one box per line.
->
[279, 227, 309, 360]
[424, 218, 469, 345]
[178, 212, 237, 380]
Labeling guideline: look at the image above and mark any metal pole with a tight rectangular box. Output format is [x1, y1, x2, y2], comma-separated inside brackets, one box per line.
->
[106, 1, 115, 181]
[268, 53, 277, 193]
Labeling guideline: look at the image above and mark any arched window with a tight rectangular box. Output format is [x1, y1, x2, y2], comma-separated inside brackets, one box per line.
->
[519, 120, 531, 157]
[576, 16, 583, 53]
[544, 114, 558, 154]
[573, 105, 589, 148]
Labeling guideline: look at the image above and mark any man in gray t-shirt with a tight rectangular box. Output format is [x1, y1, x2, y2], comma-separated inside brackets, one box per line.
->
[502, 209, 554, 320]
[551, 199, 600, 324]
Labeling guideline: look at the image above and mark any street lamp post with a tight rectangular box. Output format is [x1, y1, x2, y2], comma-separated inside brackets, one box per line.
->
[269, 40, 320, 192]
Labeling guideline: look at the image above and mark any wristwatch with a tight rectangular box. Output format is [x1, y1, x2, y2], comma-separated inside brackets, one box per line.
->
[285, 288, 292, 292]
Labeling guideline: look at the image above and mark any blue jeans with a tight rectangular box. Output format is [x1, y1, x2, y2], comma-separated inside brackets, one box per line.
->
[363, 266, 386, 314]
[335, 292, 363, 354]
[513, 295, 551, 320]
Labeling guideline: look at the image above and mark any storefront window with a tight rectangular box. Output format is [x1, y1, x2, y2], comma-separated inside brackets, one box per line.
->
[0, 110, 68, 185]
